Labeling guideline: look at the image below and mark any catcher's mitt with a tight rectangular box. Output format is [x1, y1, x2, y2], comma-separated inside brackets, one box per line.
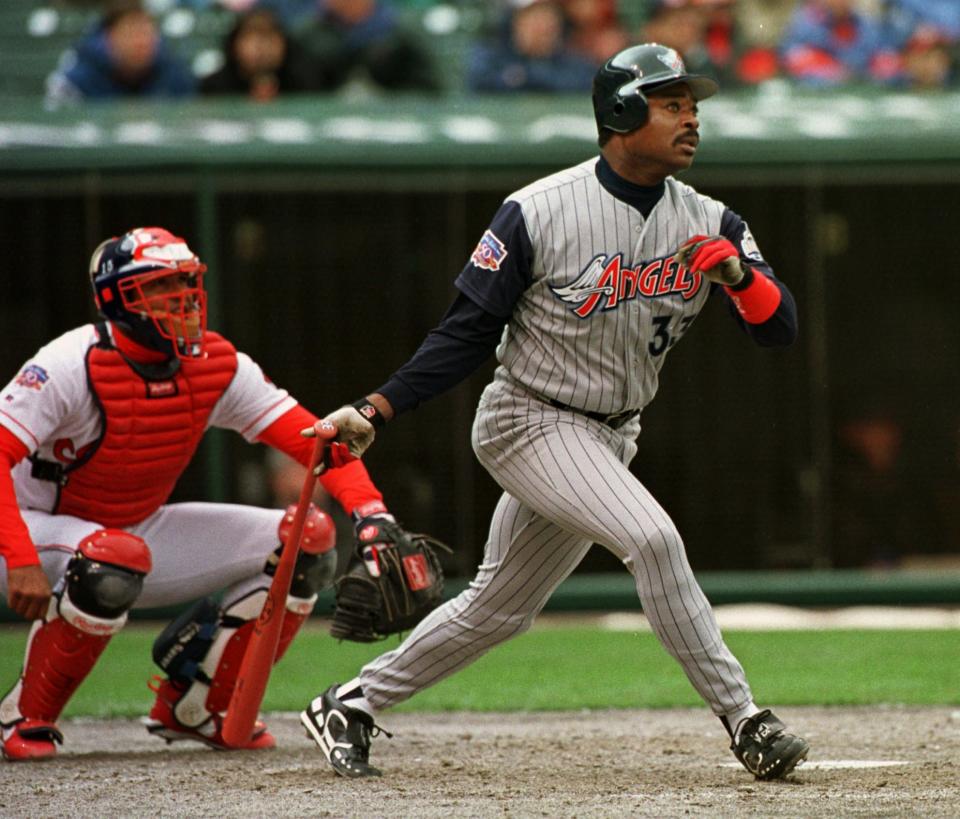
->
[330, 518, 451, 643]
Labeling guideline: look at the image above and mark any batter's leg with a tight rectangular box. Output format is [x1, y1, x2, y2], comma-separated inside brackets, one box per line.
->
[358, 491, 591, 710]
[473, 404, 755, 722]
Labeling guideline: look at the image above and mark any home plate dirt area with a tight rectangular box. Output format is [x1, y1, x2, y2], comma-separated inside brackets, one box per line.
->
[2, 706, 957, 817]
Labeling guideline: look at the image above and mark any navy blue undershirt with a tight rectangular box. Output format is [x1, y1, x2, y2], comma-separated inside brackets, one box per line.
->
[376, 156, 796, 415]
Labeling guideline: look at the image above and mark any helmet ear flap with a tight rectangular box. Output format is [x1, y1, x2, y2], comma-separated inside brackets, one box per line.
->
[610, 85, 649, 132]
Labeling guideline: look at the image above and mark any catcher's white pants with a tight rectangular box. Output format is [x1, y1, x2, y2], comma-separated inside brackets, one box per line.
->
[359, 376, 755, 718]
[1, 503, 286, 609]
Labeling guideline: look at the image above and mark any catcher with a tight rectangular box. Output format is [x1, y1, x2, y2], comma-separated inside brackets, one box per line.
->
[0, 226, 443, 761]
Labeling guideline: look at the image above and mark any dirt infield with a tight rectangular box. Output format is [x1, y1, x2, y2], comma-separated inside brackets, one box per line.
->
[2, 706, 957, 817]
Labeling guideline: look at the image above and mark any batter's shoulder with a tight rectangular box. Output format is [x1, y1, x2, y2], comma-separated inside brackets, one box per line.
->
[665, 177, 724, 208]
[666, 177, 727, 225]
[507, 158, 597, 206]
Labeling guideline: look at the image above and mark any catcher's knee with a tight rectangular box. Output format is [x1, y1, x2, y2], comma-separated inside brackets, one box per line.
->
[278, 503, 336, 556]
[65, 529, 152, 622]
[268, 503, 338, 601]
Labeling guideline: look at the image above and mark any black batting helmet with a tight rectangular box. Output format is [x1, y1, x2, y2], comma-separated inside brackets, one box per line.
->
[592, 43, 719, 135]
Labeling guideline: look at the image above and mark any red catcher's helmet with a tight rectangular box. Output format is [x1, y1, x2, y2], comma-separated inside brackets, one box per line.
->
[89, 227, 208, 359]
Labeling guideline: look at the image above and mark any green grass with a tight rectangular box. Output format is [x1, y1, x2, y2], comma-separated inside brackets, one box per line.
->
[0, 623, 956, 718]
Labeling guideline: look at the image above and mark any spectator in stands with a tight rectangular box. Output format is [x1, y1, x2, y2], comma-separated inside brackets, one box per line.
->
[200, 6, 318, 99]
[778, 0, 900, 87]
[561, 0, 629, 65]
[638, 0, 724, 83]
[895, 25, 956, 89]
[884, 0, 960, 44]
[296, 0, 441, 93]
[636, 0, 783, 87]
[881, 0, 958, 89]
[699, 0, 782, 85]
[734, 0, 796, 55]
[45, 0, 195, 107]
[465, 0, 597, 93]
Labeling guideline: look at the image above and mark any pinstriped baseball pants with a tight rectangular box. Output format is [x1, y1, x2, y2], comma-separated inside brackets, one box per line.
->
[359, 375, 754, 717]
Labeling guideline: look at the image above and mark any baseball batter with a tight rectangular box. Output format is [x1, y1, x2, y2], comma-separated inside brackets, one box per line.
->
[301, 44, 810, 782]
[0, 226, 408, 761]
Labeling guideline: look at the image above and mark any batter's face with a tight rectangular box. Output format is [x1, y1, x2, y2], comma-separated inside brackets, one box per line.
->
[604, 84, 701, 185]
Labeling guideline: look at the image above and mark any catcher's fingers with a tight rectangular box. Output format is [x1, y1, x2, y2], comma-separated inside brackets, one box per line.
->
[322, 441, 357, 473]
[7, 565, 52, 621]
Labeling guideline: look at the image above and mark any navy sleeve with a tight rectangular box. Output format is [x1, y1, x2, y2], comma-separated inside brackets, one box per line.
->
[454, 200, 534, 318]
[715, 208, 798, 347]
[375, 293, 508, 415]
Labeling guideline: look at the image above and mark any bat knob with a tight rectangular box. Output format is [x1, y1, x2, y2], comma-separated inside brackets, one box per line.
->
[314, 420, 338, 439]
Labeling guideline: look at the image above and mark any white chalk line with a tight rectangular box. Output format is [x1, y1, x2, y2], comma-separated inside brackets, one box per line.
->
[601, 604, 960, 632]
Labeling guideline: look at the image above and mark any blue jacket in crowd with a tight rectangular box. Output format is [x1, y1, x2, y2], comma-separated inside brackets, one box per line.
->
[46, 24, 195, 106]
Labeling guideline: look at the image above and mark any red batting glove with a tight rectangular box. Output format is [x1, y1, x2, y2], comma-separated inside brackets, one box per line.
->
[675, 235, 744, 286]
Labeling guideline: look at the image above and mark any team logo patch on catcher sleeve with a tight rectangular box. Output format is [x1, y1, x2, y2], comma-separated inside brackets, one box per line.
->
[471, 230, 508, 272]
[15, 364, 50, 391]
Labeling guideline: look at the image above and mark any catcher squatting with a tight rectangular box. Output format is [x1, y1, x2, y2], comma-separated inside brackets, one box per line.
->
[299, 43, 809, 782]
[0, 226, 442, 759]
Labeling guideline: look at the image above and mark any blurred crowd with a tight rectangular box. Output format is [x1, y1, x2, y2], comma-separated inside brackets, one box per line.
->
[39, 0, 960, 106]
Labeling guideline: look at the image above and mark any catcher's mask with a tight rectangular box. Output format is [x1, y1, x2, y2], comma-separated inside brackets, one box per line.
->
[592, 43, 719, 135]
[89, 227, 208, 359]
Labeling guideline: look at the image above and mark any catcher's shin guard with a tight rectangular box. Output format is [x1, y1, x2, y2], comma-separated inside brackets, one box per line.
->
[147, 505, 336, 749]
[1, 530, 151, 761]
[146, 593, 313, 749]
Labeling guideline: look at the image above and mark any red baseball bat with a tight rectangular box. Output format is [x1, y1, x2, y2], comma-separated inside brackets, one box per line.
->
[221, 419, 337, 748]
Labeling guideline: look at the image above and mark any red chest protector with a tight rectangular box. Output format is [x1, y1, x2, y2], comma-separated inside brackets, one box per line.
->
[54, 328, 238, 527]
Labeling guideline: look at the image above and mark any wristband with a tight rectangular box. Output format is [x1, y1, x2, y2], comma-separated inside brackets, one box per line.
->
[351, 398, 387, 429]
[724, 267, 781, 324]
[352, 499, 390, 522]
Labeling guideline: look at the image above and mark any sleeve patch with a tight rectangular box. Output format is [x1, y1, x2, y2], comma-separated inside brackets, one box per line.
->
[14, 364, 50, 391]
[740, 226, 763, 261]
[470, 230, 509, 272]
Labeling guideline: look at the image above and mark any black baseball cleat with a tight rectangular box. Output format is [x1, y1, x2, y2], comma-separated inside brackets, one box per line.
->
[300, 684, 390, 778]
[731, 710, 809, 780]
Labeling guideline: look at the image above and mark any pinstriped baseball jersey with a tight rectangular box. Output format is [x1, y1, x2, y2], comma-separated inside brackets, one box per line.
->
[354, 156, 795, 725]
[495, 159, 723, 415]
[309, 56, 812, 780]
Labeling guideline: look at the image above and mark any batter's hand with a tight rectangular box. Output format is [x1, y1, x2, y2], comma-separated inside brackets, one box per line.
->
[7, 564, 52, 621]
[303, 406, 375, 468]
[674, 235, 744, 287]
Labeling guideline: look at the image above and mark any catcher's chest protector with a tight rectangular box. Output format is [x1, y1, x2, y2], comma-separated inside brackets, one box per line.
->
[55, 333, 238, 526]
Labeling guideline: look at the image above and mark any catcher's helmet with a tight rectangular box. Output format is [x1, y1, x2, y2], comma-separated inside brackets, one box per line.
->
[89, 227, 208, 359]
[592, 43, 719, 134]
